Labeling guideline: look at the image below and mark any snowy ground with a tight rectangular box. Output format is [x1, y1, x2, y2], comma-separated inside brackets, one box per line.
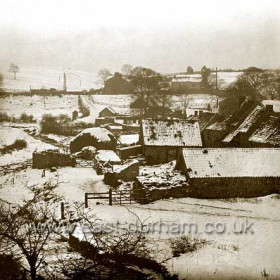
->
[1, 65, 99, 92]
[0, 95, 79, 119]
[0, 125, 55, 166]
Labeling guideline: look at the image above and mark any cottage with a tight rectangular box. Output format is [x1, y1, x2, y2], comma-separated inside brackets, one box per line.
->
[176, 148, 280, 198]
[140, 119, 202, 164]
[103, 72, 133, 94]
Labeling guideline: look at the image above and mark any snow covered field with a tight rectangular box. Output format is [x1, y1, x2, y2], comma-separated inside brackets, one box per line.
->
[0, 65, 99, 92]
[0, 94, 79, 119]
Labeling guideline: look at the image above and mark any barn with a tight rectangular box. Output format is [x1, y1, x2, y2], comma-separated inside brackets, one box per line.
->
[140, 119, 202, 164]
[176, 148, 280, 198]
[103, 72, 133, 94]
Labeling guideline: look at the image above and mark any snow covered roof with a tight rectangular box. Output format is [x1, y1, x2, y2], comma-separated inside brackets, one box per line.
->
[205, 115, 230, 131]
[187, 112, 218, 131]
[172, 74, 202, 83]
[141, 119, 202, 147]
[118, 134, 139, 146]
[180, 148, 280, 178]
[249, 116, 280, 146]
[95, 150, 121, 163]
[113, 159, 139, 174]
[99, 106, 117, 115]
[75, 127, 114, 143]
[223, 106, 265, 143]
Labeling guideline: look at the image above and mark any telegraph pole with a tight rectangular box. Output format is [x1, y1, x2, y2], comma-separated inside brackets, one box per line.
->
[63, 73, 67, 92]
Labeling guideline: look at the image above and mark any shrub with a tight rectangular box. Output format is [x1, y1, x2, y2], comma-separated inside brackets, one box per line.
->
[78, 95, 90, 117]
[19, 113, 35, 123]
[0, 139, 27, 154]
[40, 114, 94, 136]
[170, 236, 206, 257]
[0, 112, 10, 122]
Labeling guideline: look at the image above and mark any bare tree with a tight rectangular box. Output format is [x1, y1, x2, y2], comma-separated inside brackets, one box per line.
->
[48, 204, 177, 280]
[186, 66, 194, 74]
[0, 180, 60, 280]
[121, 64, 133, 77]
[9, 63, 20, 80]
[98, 68, 112, 85]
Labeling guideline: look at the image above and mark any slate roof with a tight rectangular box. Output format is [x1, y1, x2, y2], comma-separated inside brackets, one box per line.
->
[222, 106, 265, 143]
[249, 116, 280, 146]
[187, 112, 218, 131]
[228, 98, 262, 127]
[141, 119, 202, 147]
[205, 115, 230, 131]
[180, 148, 280, 178]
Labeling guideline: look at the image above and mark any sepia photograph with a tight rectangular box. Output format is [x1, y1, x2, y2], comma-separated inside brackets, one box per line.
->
[0, 0, 280, 279]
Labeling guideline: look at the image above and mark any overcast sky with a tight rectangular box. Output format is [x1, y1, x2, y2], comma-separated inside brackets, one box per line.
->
[0, 0, 280, 73]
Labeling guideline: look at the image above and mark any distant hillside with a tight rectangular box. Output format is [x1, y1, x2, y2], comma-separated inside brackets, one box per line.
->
[0, 65, 100, 92]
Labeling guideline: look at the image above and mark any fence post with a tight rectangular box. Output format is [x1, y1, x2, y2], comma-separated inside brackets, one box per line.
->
[129, 190, 132, 205]
[119, 192, 122, 205]
[109, 189, 112, 206]
[85, 193, 88, 208]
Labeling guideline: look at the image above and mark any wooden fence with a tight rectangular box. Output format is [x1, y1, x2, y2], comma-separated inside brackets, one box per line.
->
[85, 189, 145, 207]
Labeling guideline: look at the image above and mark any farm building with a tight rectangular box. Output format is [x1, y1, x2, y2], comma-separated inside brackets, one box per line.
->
[248, 115, 280, 148]
[170, 74, 202, 92]
[70, 127, 116, 153]
[98, 107, 117, 118]
[93, 149, 121, 174]
[103, 72, 133, 94]
[176, 148, 280, 198]
[140, 119, 202, 164]
[104, 159, 140, 186]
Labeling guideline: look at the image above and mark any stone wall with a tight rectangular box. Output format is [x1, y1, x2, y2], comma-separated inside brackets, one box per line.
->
[144, 146, 179, 164]
[188, 177, 280, 198]
[33, 150, 76, 169]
